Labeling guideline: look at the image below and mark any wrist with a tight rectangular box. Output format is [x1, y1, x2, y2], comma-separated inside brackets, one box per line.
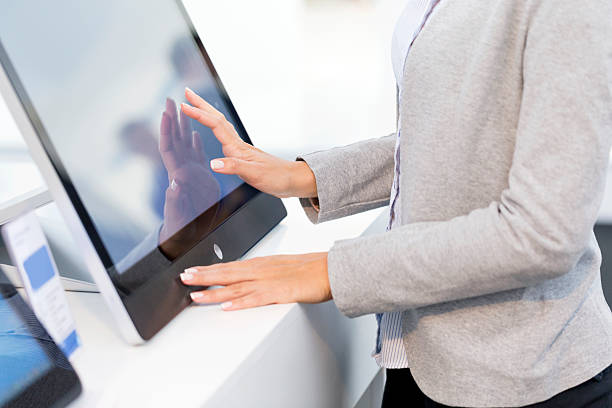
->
[288, 160, 317, 198]
[321, 252, 332, 301]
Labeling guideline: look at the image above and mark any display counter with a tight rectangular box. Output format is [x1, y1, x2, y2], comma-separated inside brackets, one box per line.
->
[67, 199, 386, 408]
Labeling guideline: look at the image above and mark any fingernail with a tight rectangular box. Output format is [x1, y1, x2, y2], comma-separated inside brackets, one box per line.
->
[180, 273, 193, 282]
[221, 301, 232, 310]
[184, 268, 198, 274]
[185, 86, 194, 94]
[210, 159, 224, 170]
[170, 178, 178, 191]
[181, 102, 190, 110]
[191, 292, 204, 300]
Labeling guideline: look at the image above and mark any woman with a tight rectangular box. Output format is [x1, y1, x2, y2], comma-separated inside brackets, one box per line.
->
[178, 0, 612, 406]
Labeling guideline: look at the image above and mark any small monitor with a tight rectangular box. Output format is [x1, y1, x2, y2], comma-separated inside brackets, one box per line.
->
[0, 271, 82, 407]
[0, 0, 286, 343]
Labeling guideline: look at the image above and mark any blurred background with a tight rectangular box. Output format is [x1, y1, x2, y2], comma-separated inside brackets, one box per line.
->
[0, 0, 402, 195]
[0, 0, 611, 303]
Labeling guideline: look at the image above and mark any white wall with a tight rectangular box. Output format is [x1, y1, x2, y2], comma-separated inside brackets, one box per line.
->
[180, 0, 400, 159]
[2, 0, 612, 222]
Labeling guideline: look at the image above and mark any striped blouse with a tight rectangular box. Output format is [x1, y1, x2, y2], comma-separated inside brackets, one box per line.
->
[374, 0, 442, 369]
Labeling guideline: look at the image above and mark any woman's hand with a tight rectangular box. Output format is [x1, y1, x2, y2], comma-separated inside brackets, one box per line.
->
[180, 252, 332, 311]
[181, 87, 317, 199]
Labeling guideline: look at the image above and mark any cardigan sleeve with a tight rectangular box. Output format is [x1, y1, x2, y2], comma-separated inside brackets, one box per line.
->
[297, 133, 396, 224]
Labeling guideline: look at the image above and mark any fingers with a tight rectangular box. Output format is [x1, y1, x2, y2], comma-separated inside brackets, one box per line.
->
[221, 294, 272, 311]
[159, 112, 179, 174]
[181, 90, 243, 147]
[180, 103, 231, 139]
[180, 261, 257, 286]
[190, 291, 272, 311]
[166, 98, 185, 155]
[160, 112, 172, 151]
[163, 98, 190, 170]
[165, 98, 179, 139]
[189, 282, 255, 305]
[209, 157, 255, 178]
[192, 131, 207, 163]
[166, 97, 178, 116]
[179, 109, 192, 150]
[189, 283, 274, 311]
[182, 255, 311, 287]
[185, 87, 216, 113]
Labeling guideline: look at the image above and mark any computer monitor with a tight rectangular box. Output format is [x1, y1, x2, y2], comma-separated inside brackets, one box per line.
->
[0, 0, 286, 343]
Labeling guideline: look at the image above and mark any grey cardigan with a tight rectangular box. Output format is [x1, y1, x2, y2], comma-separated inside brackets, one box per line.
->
[299, 0, 612, 406]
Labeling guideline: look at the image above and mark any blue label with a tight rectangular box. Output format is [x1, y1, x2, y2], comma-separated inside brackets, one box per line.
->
[61, 330, 79, 357]
[23, 246, 55, 291]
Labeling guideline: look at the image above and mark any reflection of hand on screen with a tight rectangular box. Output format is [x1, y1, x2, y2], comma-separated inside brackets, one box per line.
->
[158, 98, 221, 259]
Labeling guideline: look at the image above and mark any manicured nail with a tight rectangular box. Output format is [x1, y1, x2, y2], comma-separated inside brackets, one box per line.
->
[184, 268, 198, 274]
[210, 159, 224, 170]
[191, 292, 204, 300]
[185, 86, 194, 94]
[180, 273, 193, 282]
[181, 103, 190, 110]
[221, 301, 232, 310]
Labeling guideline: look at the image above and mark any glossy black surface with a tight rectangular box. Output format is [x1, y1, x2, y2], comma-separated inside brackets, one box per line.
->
[127, 191, 286, 340]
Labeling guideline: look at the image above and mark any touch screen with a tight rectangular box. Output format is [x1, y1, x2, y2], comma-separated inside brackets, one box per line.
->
[0, 1, 256, 293]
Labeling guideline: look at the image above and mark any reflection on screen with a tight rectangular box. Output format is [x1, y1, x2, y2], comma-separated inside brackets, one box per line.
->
[0, 287, 53, 405]
[0, 1, 246, 284]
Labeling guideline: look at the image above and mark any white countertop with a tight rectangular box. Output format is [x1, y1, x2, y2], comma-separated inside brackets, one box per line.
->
[0, 3, 398, 405]
[67, 198, 386, 408]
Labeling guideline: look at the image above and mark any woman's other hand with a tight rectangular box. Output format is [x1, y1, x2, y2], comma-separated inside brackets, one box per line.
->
[181, 87, 317, 199]
[180, 252, 332, 311]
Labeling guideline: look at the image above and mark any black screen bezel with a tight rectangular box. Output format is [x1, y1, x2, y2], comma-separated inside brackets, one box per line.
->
[0, 2, 258, 276]
[0, 279, 82, 408]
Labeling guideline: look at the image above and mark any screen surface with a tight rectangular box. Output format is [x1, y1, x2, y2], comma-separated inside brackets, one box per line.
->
[0, 1, 256, 294]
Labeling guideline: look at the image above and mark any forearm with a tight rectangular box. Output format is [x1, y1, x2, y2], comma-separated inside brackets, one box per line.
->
[297, 133, 396, 224]
[328, 202, 587, 317]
